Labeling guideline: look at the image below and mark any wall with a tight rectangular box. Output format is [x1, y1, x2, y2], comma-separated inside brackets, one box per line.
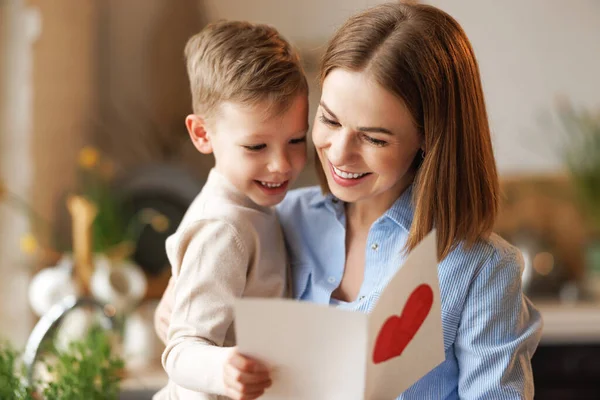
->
[28, 0, 98, 226]
[1, 0, 99, 344]
[0, 0, 39, 345]
[96, 0, 207, 176]
[424, 0, 600, 174]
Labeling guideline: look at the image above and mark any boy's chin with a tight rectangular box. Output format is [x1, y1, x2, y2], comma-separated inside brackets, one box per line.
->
[248, 189, 287, 208]
[251, 193, 286, 208]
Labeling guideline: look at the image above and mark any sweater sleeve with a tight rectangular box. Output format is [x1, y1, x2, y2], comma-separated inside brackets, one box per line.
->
[162, 219, 252, 395]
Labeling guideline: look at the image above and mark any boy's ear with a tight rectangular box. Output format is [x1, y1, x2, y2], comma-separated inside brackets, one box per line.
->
[186, 114, 213, 154]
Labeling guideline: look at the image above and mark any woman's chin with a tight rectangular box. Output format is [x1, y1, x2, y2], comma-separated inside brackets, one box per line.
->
[327, 180, 363, 203]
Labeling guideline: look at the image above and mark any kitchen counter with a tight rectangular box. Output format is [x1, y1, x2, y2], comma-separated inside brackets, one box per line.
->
[535, 300, 600, 344]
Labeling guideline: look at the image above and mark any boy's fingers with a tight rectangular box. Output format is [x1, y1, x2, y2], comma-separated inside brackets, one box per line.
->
[224, 362, 271, 385]
[223, 373, 271, 400]
[228, 352, 268, 373]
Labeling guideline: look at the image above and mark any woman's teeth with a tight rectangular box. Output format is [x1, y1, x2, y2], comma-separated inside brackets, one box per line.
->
[333, 166, 367, 179]
[259, 181, 284, 188]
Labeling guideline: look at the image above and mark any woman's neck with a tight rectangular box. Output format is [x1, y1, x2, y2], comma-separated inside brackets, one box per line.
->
[345, 201, 384, 231]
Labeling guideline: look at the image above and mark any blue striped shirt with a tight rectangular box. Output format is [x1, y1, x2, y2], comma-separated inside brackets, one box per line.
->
[276, 185, 543, 399]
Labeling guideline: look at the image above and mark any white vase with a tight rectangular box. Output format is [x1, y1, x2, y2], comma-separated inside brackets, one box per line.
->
[89, 255, 147, 313]
[122, 305, 162, 369]
[28, 256, 80, 317]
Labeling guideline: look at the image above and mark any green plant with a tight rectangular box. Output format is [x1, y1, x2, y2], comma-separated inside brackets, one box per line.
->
[559, 102, 600, 230]
[0, 341, 34, 400]
[0, 326, 124, 400]
[41, 326, 124, 400]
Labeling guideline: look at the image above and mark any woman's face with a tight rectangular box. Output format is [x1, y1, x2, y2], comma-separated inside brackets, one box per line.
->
[312, 68, 422, 210]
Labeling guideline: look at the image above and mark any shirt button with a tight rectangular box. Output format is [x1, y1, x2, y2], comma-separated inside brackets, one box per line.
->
[332, 198, 338, 204]
[327, 276, 336, 284]
[359, 295, 365, 301]
[371, 243, 379, 251]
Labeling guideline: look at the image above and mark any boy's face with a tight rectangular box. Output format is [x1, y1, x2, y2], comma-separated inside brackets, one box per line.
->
[198, 94, 309, 207]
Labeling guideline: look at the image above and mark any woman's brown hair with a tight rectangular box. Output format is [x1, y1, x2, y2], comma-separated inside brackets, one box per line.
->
[318, 2, 499, 260]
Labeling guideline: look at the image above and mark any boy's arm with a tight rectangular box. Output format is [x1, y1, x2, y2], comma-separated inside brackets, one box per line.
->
[162, 219, 250, 396]
[154, 276, 174, 345]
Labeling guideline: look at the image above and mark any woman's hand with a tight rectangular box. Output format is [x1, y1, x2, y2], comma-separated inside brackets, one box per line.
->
[223, 348, 272, 400]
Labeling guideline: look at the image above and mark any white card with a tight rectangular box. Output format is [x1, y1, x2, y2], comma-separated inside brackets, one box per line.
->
[234, 231, 444, 400]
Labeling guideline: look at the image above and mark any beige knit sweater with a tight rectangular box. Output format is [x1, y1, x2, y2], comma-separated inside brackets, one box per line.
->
[154, 168, 288, 400]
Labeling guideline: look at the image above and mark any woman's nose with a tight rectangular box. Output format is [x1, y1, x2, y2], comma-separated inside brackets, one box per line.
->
[326, 131, 354, 166]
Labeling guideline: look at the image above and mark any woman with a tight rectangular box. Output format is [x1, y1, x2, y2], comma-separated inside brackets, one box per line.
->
[157, 3, 542, 399]
[274, 3, 542, 398]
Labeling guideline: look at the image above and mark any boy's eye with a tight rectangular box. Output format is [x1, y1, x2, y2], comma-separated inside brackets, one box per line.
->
[362, 134, 388, 147]
[243, 144, 266, 151]
[289, 136, 306, 145]
[318, 114, 341, 127]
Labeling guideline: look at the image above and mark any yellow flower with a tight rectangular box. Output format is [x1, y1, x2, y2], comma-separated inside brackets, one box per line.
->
[20, 234, 38, 255]
[78, 146, 100, 169]
[151, 214, 170, 233]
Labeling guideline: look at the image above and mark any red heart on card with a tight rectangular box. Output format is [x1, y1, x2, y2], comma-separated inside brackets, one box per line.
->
[372, 284, 434, 364]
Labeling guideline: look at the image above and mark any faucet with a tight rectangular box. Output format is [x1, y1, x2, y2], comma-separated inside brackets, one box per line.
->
[22, 295, 117, 386]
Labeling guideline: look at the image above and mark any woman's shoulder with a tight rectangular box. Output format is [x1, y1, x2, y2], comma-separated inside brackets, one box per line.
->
[478, 233, 522, 266]
[446, 233, 523, 279]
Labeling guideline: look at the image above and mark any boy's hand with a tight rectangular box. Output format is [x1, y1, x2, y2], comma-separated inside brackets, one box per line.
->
[223, 348, 272, 400]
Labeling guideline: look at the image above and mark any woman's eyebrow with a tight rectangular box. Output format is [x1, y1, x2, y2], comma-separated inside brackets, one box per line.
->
[320, 100, 394, 135]
[356, 125, 394, 135]
[319, 101, 338, 119]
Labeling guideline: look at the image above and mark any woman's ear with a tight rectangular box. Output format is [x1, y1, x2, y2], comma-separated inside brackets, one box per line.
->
[186, 114, 213, 154]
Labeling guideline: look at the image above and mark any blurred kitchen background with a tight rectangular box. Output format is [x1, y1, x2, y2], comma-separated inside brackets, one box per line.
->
[1, 0, 599, 399]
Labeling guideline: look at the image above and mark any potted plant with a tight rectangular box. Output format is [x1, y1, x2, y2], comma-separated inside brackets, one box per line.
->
[0, 326, 124, 400]
[559, 102, 600, 298]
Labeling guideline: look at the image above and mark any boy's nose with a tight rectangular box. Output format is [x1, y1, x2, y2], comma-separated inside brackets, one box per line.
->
[268, 152, 292, 175]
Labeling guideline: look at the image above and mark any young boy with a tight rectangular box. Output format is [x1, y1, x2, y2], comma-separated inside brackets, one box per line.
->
[154, 20, 309, 400]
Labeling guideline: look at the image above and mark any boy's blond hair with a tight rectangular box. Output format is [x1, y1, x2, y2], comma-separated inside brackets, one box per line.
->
[184, 20, 307, 120]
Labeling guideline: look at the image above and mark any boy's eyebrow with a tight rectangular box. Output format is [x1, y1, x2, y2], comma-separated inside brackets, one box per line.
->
[294, 127, 309, 136]
[319, 100, 394, 135]
[245, 127, 308, 141]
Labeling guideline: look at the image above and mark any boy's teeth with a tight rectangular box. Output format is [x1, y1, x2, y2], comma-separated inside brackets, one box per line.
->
[260, 181, 283, 188]
[333, 166, 367, 179]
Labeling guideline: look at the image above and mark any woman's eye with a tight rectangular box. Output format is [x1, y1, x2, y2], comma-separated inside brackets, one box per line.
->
[243, 144, 266, 151]
[362, 134, 388, 147]
[318, 114, 341, 127]
[289, 136, 307, 145]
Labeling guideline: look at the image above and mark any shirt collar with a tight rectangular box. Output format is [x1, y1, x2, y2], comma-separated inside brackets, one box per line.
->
[383, 183, 415, 232]
[308, 184, 415, 231]
[308, 189, 335, 208]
